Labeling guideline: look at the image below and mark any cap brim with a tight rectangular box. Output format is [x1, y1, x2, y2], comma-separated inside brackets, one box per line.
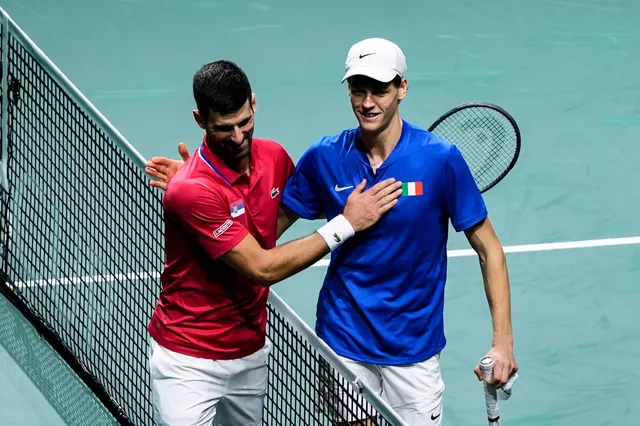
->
[341, 67, 397, 83]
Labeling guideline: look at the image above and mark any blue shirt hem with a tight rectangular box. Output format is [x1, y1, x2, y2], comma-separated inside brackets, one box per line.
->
[325, 341, 447, 366]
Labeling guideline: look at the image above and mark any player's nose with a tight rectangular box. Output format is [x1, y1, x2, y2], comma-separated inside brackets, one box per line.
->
[229, 128, 244, 144]
[362, 93, 375, 109]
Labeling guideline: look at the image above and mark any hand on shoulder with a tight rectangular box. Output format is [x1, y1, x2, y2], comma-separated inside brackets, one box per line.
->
[145, 142, 191, 191]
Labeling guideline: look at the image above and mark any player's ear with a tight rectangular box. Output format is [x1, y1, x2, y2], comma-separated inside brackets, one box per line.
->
[397, 78, 408, 101]
[250, 93, 257, 115]
[193, 109, 206, 130]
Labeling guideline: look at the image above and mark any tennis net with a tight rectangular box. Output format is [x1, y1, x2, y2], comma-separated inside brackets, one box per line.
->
[0, 8, 406, 426]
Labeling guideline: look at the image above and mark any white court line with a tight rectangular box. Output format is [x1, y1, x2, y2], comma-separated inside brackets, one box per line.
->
[15, 271, 161, 288]
[13, 236, 640, 287]
[310, 235, 640, 267]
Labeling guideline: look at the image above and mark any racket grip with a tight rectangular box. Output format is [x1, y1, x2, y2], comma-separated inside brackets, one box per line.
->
[479, 356, 500, 424]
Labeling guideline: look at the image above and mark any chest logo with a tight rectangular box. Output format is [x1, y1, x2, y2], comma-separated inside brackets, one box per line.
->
[334, 184, 354, 192]
[271, 187, 280, 199]
[230, 199, 246, 218]
[402, 181, 423, 196]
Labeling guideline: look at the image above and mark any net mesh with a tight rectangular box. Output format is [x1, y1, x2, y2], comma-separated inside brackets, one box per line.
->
[0, 15, 400, 426]
[429, 105, 519, 193]
[0, 289, 118, 426]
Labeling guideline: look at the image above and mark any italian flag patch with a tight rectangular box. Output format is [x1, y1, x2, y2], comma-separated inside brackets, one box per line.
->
[402, 181, 423, 196]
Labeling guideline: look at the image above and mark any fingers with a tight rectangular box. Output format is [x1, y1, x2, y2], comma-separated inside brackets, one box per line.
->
[352, 179, 367, 194]
[474, 364, 483, 381]
[368, 177, 399, 195]
[377, 197, 399, 214]
[485, 359, 502, 387]
[491, 364, 507, 388]
[147, 157, 173, 168]
[145, 167, 169, 181]
[376, 187, 403, 211]
[149, 180, 167, 191]
[488, 360, 515, 388]
[374, 180, 403, 199]
[178, 142, 191, 162]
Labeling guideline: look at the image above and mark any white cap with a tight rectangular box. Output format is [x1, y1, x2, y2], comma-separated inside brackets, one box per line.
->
[341, 38, 407, 83]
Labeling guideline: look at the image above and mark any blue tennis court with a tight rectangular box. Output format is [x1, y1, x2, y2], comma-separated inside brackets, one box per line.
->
[1, 0, 639, 425]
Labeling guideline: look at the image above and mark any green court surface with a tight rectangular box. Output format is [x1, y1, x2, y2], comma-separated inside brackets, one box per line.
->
[1, 0, 640, 424]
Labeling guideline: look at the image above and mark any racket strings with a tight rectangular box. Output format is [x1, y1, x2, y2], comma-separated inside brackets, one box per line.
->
[430, 106, 519, 192]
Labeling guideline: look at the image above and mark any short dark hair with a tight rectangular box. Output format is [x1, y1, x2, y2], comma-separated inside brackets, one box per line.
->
[193, 60, 252, 121]
[390, 75, 403, 87]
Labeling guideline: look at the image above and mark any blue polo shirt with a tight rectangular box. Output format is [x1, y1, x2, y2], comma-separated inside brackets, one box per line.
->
[281, 120, 488, 365]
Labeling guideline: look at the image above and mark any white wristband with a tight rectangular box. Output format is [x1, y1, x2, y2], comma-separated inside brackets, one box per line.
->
[316, 214, 355, 252]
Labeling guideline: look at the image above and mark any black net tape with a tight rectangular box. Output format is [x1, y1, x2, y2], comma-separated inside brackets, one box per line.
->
[0, 19, 399, 426]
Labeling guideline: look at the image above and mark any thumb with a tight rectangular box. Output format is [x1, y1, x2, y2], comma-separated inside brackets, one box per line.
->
[474, 365, 483, 381]
[178, 142, 191, 162]
[353, 179, 367, 193]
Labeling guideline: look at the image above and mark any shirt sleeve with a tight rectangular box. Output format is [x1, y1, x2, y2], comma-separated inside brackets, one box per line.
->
[443, 144, 488, 232]
[281, 145, 324, 219]
[283, 150, 296, 181]
[164, 180, 249, 259]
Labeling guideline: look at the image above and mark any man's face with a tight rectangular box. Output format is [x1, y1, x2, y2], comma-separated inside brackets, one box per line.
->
[194, 94, 257, 164]
[348, 76, 407, 134]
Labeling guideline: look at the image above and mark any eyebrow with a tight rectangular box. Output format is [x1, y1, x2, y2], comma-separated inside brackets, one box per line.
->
[213, 114, 252, 130]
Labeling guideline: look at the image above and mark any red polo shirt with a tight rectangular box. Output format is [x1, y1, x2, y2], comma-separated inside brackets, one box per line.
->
[148, 136, 295, 360]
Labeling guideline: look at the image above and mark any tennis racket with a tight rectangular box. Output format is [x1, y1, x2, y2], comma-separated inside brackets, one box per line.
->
[479, 356, 501, 425]
[428, 102, 521, 194]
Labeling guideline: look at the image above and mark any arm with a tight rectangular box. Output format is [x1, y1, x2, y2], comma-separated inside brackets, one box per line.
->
[466, 218, 518, 388]
[442, 144, 518, 387]
[223, 178, 402, 286]
[465, 218, 512, 346]
[223, 227, 331, 286]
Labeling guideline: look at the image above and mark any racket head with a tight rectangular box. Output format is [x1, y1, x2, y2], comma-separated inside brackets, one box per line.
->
[428, 102, 521, 194]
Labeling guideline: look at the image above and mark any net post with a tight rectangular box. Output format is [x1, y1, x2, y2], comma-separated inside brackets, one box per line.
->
[0, 8, 8, 192]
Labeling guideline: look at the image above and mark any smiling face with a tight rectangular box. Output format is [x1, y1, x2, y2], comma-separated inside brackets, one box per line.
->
[347, 75, 407, 135]
[194, 95, 256, 165]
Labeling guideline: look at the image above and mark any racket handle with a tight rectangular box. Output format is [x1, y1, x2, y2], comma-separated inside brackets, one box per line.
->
[479, 356, 501, 425]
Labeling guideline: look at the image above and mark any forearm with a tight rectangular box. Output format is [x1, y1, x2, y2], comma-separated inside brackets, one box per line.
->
[224, 214, 353, 287]
[479, 249, 513, 346]
[259, 232, 329, 286]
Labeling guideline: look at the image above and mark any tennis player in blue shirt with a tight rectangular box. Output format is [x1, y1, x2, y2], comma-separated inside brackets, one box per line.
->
[145, 38, 518, 426]
[279, 38, 518, 425]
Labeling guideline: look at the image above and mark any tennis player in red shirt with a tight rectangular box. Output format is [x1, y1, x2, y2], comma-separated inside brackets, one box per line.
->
[146, 60, 402, 426]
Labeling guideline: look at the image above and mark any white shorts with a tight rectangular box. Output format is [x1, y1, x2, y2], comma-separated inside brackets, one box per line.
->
[149, 339, 271, 426]
[318, 353, 445, 426]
